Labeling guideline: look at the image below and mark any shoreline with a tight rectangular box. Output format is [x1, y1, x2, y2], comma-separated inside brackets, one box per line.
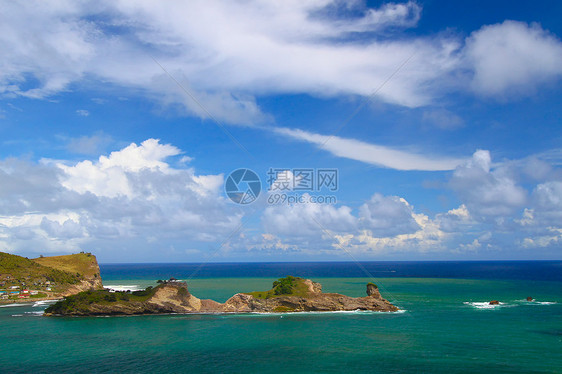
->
[44, 308, 407, 317]
[0, 297, 62, 306]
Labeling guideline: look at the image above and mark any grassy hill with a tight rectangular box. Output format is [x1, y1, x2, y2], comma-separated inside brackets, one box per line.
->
[34, 253, 100, 278]
[0, 252, 101, 299]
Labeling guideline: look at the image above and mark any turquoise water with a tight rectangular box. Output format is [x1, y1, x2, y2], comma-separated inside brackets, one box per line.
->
[1, 274, 560, 373]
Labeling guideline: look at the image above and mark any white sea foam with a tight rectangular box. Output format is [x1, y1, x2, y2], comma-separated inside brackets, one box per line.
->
[25, 311, 44, 316]
[32, 300, 59, 307]
[0, 303, 28, 308]
[463, 301, 504, 309]
[224, 309, 406, 317]
[466, 300, 558, 309]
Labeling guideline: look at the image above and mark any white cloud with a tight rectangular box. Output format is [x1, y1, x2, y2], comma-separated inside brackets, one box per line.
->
[253, 150, 562, 256]
[435, 204, 474, 232]
[0, 139, 242, 256]
[450, 150, 527, 216]
[262, 194, 356, 238]
[1, 141, 561, 259]
[333, 211, 449, 255]
[276, 127, 466, 171]
[40, 216, 85, 239]
[0, 0, 455, 125]
[534, 181, 562, 210]
[76, 109, 90, 117]
[1, 3, 561, 127]
[58, 138, 181, 198]
[358, 193, 419, 236]
[258, 192, 450, 255]
[465, 20, 562, 96]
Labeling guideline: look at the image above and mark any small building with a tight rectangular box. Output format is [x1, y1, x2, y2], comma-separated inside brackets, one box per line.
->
[30, 291, 39, 295]
[10, 285, 20, 289]
[22, 289, 29, 294]
[46, 287, 52, 291]
[1, 294, 8, 300]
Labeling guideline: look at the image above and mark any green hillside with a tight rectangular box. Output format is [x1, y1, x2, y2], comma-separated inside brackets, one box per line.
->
[0, 252, 100, 300]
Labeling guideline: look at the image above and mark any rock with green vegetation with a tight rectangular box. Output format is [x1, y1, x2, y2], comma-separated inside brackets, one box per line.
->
[0, 251, 103, 303]
[45, 281, 220, 316]
[45, 276, 398, 316]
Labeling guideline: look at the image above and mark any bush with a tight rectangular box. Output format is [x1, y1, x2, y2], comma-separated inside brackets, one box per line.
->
[132, 286, 153, 297]
[273, 276, 296, 295]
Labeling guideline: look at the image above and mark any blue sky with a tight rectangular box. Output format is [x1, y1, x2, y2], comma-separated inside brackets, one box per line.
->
[1, 0, 561, 262]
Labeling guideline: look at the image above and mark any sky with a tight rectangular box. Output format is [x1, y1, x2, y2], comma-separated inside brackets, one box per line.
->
[1, 0, 562, 263]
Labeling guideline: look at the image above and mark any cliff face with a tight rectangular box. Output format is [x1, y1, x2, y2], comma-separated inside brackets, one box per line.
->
[45, 277, 398, 316]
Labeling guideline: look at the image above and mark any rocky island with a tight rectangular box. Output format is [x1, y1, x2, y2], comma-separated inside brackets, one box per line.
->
[44, 276, 398, 316]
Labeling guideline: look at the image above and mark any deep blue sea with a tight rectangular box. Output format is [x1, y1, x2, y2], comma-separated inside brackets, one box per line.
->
[1, 261, 560, 373]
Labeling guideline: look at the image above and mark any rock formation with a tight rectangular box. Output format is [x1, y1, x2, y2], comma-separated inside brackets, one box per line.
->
[45, 276, 399, 316]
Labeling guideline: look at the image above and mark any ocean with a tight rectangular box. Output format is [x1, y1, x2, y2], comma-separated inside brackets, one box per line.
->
[0, 261, 560, 373]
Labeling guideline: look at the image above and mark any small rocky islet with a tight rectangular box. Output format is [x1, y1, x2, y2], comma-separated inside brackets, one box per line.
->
[44, 276, 399, 316]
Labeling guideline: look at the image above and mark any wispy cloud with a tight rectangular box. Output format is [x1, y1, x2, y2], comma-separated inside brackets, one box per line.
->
[422, 109, 465, 130]
[1, 3, 560, 125]
[275, 127, 466, 171]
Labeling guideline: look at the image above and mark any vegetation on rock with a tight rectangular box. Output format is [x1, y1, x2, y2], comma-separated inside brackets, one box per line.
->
[246, 276, 312, 299]
[45, 286, 158, 314]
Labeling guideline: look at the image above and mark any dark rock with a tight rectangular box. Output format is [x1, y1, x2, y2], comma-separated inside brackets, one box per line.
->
[489, 300, 500, 305]
[526, 296, 533, 302]
[366, 282, 381, 298]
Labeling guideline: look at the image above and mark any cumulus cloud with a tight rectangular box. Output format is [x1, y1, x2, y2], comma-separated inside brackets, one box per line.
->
[255, 149, 562, 257]
[259, 191, 448, 255]
[276, 127, 466, 171]
[262, 194, 356, 238]
[58, 139, 182, 197]
[333, 211, 448, 255]
[1, 141, 560, 258]
[450, 150, 527, 216]
[465, 20, 562, 96]
[0, 139, 242, 257]
[358, 193, 419, 236]
[435, 204, 474, 232]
